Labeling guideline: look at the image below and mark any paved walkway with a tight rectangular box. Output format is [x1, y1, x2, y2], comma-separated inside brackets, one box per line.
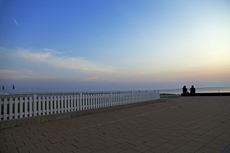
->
[1, 97, 230, 153]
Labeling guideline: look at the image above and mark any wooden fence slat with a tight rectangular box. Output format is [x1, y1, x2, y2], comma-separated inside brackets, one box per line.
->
[72, 95, 74, 111]
[54, 96, 57, 114]
[29, 97, 33, 117]
[68, 96, 71, 112]
[50, 96, 53, 114]
[85, 95, 87, 110]
[73, 95, 76, 111]
[0, 98, 2, 121]
[33, 94, 37, 117]
[42, 96, 45, 115]
[61, 96, 64, 113]
[82, 95, 85, 110]
[57, 96, 60, 113]
[19, 97, 23, 118]
[24, 97, 28, 118]
[9, 98, 13, 120]
[38, 96, 41, 115]
[14, 98, 18, 119]
[3, 98, 8, 120]
[79, 93, 82, 110]
[90, 95, 92, 109]
[64, 96, 67, 112]
[46, 97, 49, 115]
[77, 95, 79, 111]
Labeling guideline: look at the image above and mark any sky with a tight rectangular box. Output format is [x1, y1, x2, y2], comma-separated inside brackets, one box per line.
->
[0, 0, 230, 93]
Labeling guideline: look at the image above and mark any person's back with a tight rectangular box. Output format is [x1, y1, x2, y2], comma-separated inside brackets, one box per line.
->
[190, 85, 196, 93]
[182, 86, 187, 94]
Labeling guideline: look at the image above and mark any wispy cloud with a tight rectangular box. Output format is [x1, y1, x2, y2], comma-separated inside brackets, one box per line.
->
[16, 48, 118, 73]
[1, 47, 229, 83]
[13, 18, 19, 26]
[0, 69, 52, 79]
[83, 77, 99, 81]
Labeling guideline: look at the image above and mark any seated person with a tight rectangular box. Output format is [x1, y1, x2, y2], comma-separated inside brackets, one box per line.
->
[182, 85, 187, 94]
[190, 85, 196, 93]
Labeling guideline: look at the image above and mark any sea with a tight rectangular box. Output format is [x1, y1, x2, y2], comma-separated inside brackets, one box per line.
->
[159, 86, 230, 95]
[1, 86, 230, 96]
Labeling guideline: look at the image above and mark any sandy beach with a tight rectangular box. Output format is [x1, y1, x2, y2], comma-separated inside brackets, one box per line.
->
[0, 96, 230, 153]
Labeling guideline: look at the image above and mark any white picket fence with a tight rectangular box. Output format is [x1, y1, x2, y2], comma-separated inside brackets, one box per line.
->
[0, 90, 160, 121]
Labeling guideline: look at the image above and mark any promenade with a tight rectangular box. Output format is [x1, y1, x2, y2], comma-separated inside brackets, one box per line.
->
[1, 96, 230, 153]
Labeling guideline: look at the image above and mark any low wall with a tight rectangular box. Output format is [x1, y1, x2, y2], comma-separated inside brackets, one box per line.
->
[181, 92, 230, 96]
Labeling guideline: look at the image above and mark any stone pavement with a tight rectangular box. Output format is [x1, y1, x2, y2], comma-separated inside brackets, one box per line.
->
[0, 96, 230, 153]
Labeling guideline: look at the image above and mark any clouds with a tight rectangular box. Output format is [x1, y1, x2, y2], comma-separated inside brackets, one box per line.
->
[0, 47, 122, 81]
[13, 18, 19, 26]
[0, 46, 229, 84]
[0, 69, 51, 80]
[15, 48, 119, 73]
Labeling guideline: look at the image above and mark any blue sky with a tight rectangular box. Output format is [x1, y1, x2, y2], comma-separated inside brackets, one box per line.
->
[0, 0, 230, 93]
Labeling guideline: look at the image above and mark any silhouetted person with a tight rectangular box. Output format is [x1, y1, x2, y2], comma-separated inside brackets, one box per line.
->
[182, 85, 187, 94]
[190, 85, 196, 93]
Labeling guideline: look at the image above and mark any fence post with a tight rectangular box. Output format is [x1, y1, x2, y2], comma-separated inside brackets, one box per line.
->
[110, 92, 112, 106]
[19, 97, 23, 118]
[14, 98, 18, 119]
[4, 98, 7, 120]
[147, 90, 150, 101]
[33, 94, 37, 117]
[131, 91, 133, 103]
[9, 98, 13, 120]
[29, 97, 33, 117]
[80, 93, 82, 110]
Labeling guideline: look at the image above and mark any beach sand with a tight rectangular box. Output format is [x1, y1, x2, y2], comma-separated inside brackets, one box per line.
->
[0, 96, 230, 153]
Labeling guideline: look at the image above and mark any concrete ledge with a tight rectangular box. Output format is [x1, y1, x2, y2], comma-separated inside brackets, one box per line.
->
[0, 99, 165, 130]
[181, 92, 230, 96]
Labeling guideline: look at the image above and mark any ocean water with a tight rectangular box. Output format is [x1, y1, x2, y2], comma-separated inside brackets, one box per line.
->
[1, 86, 230, 96]
[159, 87, 230, 95]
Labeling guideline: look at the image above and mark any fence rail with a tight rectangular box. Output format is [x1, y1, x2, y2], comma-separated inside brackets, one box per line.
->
[0, 90, 160, 121]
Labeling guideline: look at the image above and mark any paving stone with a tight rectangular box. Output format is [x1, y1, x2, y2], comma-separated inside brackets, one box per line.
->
[45, 142, 64, 151]
[28, 146, 48, 153]
[2, 148, 18, 153]
[0, 144, 8, 152]
[60, 139, 78, 146]
[216, 133, 230, 143]
[186, 140, 205, 148]
[34, 140, 51, 148]
[74, 147, 93, 153]
[48, 137, 65, 144]
[23, 138, 40, 145]
[73, 141, 91, 149]
[151, 145, 171, 153]
[102, 146, 122, 153]
[197, 146, 220, 153]
[101, 140, 118, 147]
[144, 140, 161, 148]
[127, 139, 143, 145]
[168, 138, 187, 147]
[132, 144, 152, 152]
[17, 144, 36, 152]
[120, 148, 140, 153]
[205, 139, 230, 151]
[116, 142, 134, 150]
[88, 143, 106, 151]
[177, 144, 200, 153]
